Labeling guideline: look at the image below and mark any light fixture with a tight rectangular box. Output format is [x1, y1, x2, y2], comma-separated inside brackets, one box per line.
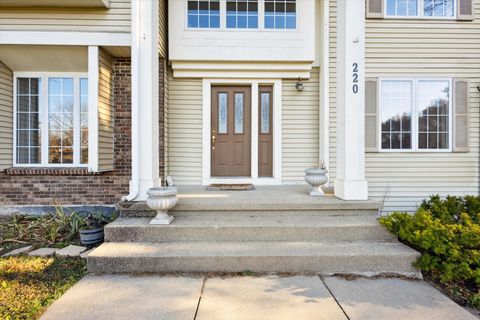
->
[295, 77, 304, 91]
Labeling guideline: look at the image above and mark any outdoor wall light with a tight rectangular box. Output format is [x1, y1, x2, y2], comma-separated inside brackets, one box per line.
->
[295, 78, 304, 91]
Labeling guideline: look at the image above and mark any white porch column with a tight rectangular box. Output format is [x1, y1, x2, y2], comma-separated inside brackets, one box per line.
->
[131, 0, 160, 200]
[334, 0, 368, 200]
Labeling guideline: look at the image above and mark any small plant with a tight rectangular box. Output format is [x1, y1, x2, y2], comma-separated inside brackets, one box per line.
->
[379, 195, 480, 309]
[79, 213, 110, 230]
[318, 160, 327, 170]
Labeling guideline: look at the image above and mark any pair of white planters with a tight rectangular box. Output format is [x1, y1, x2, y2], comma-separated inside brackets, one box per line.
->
[146, 169, 328, 225]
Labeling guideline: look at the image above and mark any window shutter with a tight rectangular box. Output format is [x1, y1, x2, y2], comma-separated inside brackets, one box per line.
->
[366, 0, 384, 18]
[365, 78, 379, 152]
[97, 48, 115, 171]
[0, 62, 13, 170]
[458, 0, 474, 21]
[453, 79, 470, 152]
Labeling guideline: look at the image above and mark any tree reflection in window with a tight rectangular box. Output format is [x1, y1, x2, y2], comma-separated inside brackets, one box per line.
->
[417, 81, 449, 149]
[380, 80, 412, 150]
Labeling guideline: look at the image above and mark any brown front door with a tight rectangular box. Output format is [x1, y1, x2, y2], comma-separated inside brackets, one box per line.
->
[211, 86, 251, 177]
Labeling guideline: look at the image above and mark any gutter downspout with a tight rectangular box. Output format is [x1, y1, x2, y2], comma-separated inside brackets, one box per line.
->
[122, 0, 140, 201]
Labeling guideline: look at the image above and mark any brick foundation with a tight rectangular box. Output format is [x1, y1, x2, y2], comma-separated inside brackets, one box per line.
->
[0, 58, 167, 206]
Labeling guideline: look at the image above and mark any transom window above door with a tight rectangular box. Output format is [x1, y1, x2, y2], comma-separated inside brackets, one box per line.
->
[386, 0, 455, 18]
[14, 74, 88, 166]
[186, 0, 297, 29]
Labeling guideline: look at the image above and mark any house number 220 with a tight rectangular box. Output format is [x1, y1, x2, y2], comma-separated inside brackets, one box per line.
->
[352, 63, 359, 94]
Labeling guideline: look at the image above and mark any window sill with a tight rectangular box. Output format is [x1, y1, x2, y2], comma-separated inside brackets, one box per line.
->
[4, 167, 103, 176]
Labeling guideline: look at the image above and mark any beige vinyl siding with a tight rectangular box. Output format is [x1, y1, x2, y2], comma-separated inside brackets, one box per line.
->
[0, 0, 130, 33]
[167, 73, 203, 184]
[0, 62, 13, 170]
[98, 48, 114, 171]
[329, 1, 480, 212]
[158, 0, 168, 58]
[282, 67, 320, 183]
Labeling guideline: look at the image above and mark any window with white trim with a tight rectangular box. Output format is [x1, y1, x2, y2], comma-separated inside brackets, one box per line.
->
[380, 79, 451, 151]
[188, 0, 220, 28]
[186, 0, 297, 30]
[227, 0, 258, 29]
[265, 0, 296, 29]
[386, 0, 455, 17]
[14, 74, 88, 166]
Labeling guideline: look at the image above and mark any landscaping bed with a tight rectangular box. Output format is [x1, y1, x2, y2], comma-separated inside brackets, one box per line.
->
[0, 208, 114, 319]
[380, 195, 480, 311]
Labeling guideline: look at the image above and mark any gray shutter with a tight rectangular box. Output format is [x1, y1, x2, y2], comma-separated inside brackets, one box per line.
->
[365, 78, 379, 152]
[366, 0, 384, 18]
[458, 0, 474, 21]
[0, 62, 13, 170]
[453, 79, 470, 152]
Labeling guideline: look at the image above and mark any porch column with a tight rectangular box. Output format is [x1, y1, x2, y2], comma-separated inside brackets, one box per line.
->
[334, 0, 368, 200]
[131, 0, 160, 200]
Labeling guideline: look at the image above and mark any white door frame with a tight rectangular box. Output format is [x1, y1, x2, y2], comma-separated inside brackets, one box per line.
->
[202, 79, 282, 185]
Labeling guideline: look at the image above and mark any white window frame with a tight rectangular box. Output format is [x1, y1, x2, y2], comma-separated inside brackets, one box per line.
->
[378, 78, 453, 153]
[13, 72, 89, 167]
[184, 0, 298, 31]
[384, 0, 457, 19]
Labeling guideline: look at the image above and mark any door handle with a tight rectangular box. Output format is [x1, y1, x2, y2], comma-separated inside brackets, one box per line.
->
[212, 130, 216, 150]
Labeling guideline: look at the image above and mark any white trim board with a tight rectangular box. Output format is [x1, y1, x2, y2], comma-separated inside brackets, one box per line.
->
[0, 31, 130, 46]
[202, 78, 283, 186]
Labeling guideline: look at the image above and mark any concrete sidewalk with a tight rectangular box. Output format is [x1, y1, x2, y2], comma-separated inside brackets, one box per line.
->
[41, 274, 478, 320]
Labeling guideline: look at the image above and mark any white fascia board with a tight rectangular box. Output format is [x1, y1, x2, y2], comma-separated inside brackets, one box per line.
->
[0, 31, 130, 46]
[0, 0, 110, 8]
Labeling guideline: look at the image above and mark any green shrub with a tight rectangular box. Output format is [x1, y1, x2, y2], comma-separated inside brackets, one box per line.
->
[379, 195, 480, 307]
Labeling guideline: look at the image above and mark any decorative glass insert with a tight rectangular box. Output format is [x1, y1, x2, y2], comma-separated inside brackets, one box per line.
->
[16, 78, 41, 164]
[260, 92, 270, 134]
[424, 0, 454, 17]
[234, 93, 244, 134]
[227, 0, 258, 29]
[380, 80, 413, 150]
[265, 0, 296, 29]
[386, 0, 418, 16]
[417, 80, 450, 149]
[188, 0, 220, 28]
[48, 78, 74, 164]
[218, 93, 228, 134]
[80, 78, 88, 164]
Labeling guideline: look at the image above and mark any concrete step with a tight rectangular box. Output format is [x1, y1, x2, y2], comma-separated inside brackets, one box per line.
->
[117, 202, 381, 218]
[105, 216, 396, 242]
[87, 240, 421, 277]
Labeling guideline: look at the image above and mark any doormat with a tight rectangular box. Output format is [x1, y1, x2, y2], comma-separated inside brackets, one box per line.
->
[207, 184, 255, 191]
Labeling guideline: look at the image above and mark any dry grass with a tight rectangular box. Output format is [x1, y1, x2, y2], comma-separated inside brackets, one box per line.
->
[0, 256, 87, 320]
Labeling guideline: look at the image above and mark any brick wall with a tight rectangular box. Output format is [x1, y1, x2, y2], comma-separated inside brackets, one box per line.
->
[0, 58, 167, 206]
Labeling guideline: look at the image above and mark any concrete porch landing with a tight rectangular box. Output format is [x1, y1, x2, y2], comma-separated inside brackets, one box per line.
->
[118, 185, 381, 217]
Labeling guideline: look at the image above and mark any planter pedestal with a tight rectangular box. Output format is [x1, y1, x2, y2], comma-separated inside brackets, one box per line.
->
[150, 212, 174, 225]
[146, 187, 177, 225]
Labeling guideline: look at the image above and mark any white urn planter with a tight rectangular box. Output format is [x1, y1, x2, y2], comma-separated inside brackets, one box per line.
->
[304, 168, 328, 196]
[146, 186, 177, 225]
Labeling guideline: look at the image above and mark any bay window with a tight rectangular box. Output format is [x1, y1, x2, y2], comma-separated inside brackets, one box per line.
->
[380, 79, 452, 151]
[14, 74, 88, 166]
[386, 0, 455, 18]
